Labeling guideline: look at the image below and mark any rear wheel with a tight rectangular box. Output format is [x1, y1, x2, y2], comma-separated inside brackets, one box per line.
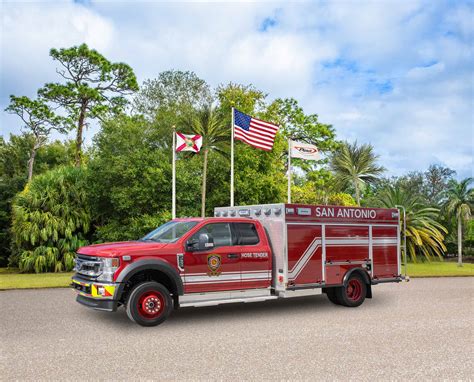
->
[126, 282, 173, 326]
[336, 274, 367, 307]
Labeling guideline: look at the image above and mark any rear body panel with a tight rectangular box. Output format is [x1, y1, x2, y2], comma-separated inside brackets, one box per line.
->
[215, 203, 401, 292]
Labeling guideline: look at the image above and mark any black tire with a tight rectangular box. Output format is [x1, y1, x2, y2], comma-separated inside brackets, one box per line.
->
[326, 288, 341, 305]
[336, 274, 367, 307]
[126, 281, 173, 326]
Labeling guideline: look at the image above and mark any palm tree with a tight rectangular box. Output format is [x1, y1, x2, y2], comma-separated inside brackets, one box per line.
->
[375, 185, 447, 262]
[443, 178, 473, 266]
[330, 141, 385, 206]
[11, 166, 90, 272]
[184, 106, 228, 217]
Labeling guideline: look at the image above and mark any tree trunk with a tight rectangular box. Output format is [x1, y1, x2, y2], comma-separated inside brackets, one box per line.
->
[75, 101, 87, 167]
[457, 215, 463, 267]
[201, 149, 209, 218]
[354, 179, 361, 206]
[27, 147, 37, 182]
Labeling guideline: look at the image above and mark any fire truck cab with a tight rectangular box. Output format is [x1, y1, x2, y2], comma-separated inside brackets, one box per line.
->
[72, 203, 405, 326]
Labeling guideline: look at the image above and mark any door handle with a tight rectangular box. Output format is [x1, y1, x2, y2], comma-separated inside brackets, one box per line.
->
[227, 254, 239, 259]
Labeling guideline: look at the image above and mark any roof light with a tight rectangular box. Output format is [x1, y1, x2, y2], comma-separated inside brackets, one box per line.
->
[238, 209, 250, 217]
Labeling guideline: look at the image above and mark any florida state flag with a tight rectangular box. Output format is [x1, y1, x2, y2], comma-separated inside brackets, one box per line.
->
[176, 132, 203, 153]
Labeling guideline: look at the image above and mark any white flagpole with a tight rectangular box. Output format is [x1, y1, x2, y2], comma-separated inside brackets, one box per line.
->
[172, 127, 176, 219]
[230, 106, 235, 207]
[288, 138, 292, 203]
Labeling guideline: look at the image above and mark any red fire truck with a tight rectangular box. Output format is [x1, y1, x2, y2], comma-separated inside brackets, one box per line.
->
[72, 203, 406, 326]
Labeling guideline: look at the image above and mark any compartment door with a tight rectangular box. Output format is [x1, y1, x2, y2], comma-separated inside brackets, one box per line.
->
[287, 224, 323, 285]
[372, 226, 399, 279]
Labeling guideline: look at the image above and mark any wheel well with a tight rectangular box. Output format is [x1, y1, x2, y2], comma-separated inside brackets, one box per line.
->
[120, 270, 178, 304]
[344, 268, 372, 298]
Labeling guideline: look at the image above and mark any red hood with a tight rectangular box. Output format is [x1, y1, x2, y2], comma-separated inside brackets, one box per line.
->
[77, 241, 172, 257]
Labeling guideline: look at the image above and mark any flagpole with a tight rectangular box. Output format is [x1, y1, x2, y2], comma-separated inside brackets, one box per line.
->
[230, 106, 235, 207]
[172, 126, 176, 219]
[288, 138, 292, 203]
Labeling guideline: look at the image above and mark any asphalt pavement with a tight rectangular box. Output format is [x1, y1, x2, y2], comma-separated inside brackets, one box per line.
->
[1, 278, 473, 380]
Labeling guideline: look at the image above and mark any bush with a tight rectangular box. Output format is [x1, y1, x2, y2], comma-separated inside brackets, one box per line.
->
[327, 193, 357, 206]
[94, 212, 171, 243]
[11, 166, 91, 272]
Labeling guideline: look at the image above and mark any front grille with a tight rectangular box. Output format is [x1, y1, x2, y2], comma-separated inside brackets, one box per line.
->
[74, 254, 102, 281]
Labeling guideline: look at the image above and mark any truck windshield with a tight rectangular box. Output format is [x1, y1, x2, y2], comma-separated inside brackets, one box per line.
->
[141, 221, 198, 243]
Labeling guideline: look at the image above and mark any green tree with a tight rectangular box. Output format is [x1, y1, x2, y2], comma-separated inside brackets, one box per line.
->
[375, 185, 447, 262]
[134, 70, 212, 119]
[133, 71, 213, 169]
[216, 83, 287, 206]
[292, 180, 356, 206]
[182, 106, 228, 217]
[424, 165, 456, 205]
[265, 98, 339, 199]
[266, 98, 338, 157]
[0, 135, 75, 266]
[442, 178, 473, 266]
[11, 166, 91, 272]
[330, 141, 385, 206]
[39, 43, 138, 166]
[5, 96, 65, 181]
[216, 83, 266, 117]
[87, 116, 170, 225]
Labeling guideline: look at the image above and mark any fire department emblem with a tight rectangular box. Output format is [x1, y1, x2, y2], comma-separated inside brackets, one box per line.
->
[207, 254, 221, 277]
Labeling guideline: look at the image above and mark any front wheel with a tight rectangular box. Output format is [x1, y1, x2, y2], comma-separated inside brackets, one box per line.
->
[335, 274, 367, 307]
[126, 282, 173, 326]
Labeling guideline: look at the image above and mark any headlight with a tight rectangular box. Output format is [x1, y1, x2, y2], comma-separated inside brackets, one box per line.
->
[96, 258, 120, 282]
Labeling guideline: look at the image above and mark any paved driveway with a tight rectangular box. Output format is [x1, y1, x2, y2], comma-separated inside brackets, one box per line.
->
[1, 278, 473, 380]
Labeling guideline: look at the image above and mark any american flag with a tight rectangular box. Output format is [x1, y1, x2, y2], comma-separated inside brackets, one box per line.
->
[233, 109, 279, 151]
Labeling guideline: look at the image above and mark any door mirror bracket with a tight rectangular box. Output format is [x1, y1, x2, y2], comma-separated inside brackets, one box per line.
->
[186, 233, 214, 252]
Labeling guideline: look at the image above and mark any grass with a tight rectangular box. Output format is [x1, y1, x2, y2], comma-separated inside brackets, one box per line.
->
[0, 261, 473, 290]
[405, 261, 474, 277]
[0, 268, 74, 290]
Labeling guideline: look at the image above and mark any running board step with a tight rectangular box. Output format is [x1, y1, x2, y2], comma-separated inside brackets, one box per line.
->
[180, 295, 278, 308]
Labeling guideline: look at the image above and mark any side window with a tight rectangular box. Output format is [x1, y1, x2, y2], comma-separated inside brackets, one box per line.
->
[234, 223, 260, 245]
[190, 223, 232, 248]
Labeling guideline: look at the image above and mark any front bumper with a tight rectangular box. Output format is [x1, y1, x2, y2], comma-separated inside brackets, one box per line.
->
[71, 275, 120, 312]
[76, 294, 118, 311]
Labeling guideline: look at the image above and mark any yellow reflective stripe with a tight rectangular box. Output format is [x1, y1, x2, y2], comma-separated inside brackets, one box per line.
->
[104, 285, 115, 297]
[72, 279, 90, 287]
[91, 284, 116, 298]
[91, 285, 99, 297]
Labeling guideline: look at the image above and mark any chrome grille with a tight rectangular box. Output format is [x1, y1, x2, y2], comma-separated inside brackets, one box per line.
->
[74, 254, 103, 280]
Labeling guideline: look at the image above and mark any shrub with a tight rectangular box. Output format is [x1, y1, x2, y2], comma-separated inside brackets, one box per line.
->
[11, 166, 91, 272]
[327, 193, 357, 206]
[94, 212, 171, 243]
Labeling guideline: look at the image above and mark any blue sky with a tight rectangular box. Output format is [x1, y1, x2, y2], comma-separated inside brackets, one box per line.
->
[1, 0, 473, 179]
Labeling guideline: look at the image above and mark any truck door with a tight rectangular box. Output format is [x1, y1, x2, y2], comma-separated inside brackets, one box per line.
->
[233, 222, 271, 290]
[183, 222, 242, 293]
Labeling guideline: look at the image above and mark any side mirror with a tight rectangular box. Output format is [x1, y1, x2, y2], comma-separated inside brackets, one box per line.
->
[198, 233, 214, 251]
[185, 233, 214, 252]
[185, 239, 198, 252]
